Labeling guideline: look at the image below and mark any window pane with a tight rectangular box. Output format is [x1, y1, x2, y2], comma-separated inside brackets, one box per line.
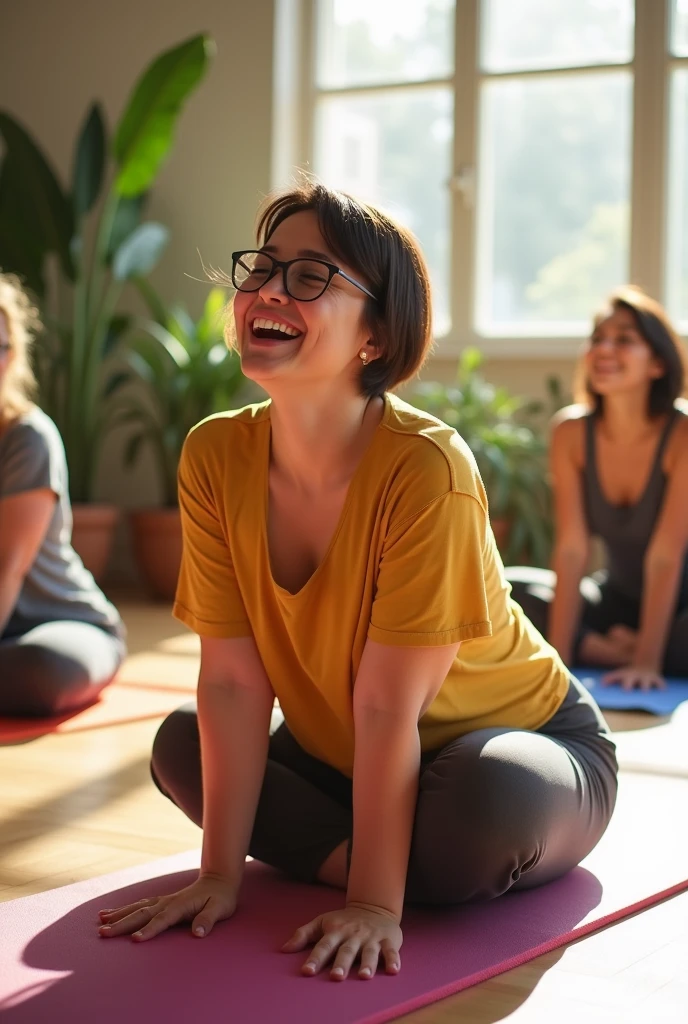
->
[316, 0, 454, 89]
[672, 0, 688, 56]
[667, 70, 688, 326]
[314, 89, 453, 334]
[481, 0, 634, 72]
[476, 72, 632, 333]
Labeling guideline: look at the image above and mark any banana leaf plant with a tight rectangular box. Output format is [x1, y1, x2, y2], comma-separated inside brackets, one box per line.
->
[412, 348, 554, 566]
[113, 282, 250, 507]
[0, 34, 214, 501]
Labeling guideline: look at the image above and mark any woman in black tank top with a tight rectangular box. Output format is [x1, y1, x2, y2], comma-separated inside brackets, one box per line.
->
[508, 286, 688, 687]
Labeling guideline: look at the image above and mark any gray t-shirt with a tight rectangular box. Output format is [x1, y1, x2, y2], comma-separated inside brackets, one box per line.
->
[0, 407, 124, 639]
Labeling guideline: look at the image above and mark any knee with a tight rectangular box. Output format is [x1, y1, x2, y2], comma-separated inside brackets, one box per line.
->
[408, 747, 543, 904]
[6, 646, 93, 717]
[151, 703, 199, 793]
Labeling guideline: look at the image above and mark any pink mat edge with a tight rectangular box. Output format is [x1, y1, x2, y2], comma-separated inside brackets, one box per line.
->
[358, 876, 688, 1024]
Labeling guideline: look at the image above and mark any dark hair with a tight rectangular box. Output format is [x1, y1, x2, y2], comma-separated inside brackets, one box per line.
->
[574, 285, 688, 417]
[253, 181, 433, 398]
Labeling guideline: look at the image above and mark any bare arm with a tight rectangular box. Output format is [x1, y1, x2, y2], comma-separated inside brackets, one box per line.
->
[197, 635, 276, 889]
[348, 639, 461, 920]
[548, 414, 590, 664]
[633, 440, 688, 671]
[0, 489, 56, 633]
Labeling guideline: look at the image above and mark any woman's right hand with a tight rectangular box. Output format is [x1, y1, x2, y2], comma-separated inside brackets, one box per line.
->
[98, 874, 238, 943]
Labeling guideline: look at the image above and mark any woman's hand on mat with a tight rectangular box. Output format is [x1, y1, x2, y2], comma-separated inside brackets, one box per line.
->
[97, 874, 238, 942]
[281, 903, 403, 981]
[601, 665, 666, 691]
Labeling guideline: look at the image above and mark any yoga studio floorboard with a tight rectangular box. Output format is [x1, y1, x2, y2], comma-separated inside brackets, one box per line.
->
[1, 594, 687, 1023]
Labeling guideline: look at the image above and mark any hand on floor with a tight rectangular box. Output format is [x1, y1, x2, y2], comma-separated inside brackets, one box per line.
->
[282, 903, 403, 981]
[601, 665, 666, 691]
[97, 874, 238, 942]
[579, 627, 637, 667]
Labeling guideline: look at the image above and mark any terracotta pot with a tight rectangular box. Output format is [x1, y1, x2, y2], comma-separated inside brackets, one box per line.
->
[129, 507, 182, 601]
[71, 504, 120, 583]
[490, 516, 511, 556]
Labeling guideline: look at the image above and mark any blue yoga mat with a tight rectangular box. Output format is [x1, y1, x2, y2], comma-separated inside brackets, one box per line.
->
[574, 668, 688, 715]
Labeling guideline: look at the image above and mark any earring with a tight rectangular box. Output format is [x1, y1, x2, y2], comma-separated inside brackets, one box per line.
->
[359, 350, 369, 365]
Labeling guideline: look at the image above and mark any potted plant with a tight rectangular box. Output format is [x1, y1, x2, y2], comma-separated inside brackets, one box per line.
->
[0, 34, 213, 579]
[411, 348, 555, 566]
[113, 283, 252, 599]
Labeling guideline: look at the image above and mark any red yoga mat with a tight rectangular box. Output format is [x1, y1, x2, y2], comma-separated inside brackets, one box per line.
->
[0, 682, 190, 743]
[1, 774, 687, 1022]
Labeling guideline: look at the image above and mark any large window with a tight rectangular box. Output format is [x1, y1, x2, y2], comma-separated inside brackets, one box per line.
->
[302, 0, 688, 351]
[477, 0, 633, 334]
[313, 0, 455, 334]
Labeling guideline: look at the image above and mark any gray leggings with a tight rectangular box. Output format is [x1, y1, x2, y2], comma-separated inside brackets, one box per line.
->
[151, 676, 618, 905]
[506, 566, 688, 677]
[0, 621, 125, 717]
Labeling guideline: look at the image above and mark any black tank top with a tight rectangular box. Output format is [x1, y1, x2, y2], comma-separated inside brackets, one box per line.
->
[583, 408, 688, 604]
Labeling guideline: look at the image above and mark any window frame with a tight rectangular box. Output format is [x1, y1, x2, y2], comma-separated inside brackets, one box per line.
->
[289, 0, 684, 357]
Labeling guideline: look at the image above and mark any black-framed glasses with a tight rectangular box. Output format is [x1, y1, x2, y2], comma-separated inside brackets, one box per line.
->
[231, 250, 377, 303]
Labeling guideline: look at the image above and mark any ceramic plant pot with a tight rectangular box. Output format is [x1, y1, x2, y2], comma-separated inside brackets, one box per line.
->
[129, 507, 183, 601]
[71, 504, 120, 582]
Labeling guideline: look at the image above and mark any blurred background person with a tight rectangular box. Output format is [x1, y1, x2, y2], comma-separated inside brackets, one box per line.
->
[0, 272, 125, 717]
[508, 286, 688, 689]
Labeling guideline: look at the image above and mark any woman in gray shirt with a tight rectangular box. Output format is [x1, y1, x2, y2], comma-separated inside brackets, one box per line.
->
[0, 273, 125, 716]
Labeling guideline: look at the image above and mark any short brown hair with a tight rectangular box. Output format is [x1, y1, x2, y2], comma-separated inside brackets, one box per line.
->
[253, 181, 434, 398]
[574, 285, 688, 417]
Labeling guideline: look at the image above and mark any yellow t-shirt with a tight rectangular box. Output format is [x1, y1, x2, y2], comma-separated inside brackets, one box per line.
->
[174, 392, 569, 776]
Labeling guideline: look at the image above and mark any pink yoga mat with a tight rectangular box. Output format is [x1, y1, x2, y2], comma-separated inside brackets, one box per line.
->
[1, 774, 687, 1023]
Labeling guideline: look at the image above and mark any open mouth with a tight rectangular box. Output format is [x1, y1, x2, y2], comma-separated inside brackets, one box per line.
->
[250, 317, 302, 342]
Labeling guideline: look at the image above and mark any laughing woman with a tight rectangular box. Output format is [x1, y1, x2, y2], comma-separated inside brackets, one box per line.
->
[508, 288, 688, 688]
[98, 184, 617, 981]
[0, 273, 125, 717]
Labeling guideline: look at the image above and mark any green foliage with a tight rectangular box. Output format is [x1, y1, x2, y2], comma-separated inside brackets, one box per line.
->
[412, 348, 554, 566]
[71, 105, 106, 221]
[0, 113, 75, 291]
[113, 285, 250, 507]
[114, 36, 214, 196]
[0, 34, 213, 501]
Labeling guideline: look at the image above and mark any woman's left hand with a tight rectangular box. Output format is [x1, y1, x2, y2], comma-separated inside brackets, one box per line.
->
[282, 903, 403, 981]
[601, 666, 666, 691]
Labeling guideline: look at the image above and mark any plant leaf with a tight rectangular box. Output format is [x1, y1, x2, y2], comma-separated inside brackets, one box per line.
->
[103, 370, 133, 398]
[104, 315, 132, 357]
[0, 111, 74, 281]
[106, 194, 147, 263]
[168, 305, 196, 345]
[138, 320, 191, 369]
[0, 155, 46, 295]
[197, 288, 228, 347]
[112, 222, 169, 281]
[131, 275, 167, 325]
[71, 103, 106, 220]
[113, 34, 214, 197]
[124, 431, 146, 467]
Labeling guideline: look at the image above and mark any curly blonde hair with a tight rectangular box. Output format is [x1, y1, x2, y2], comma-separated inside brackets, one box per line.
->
[0, 271, 39, 422]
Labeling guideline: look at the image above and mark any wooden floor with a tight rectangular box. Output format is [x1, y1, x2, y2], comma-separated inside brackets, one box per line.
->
[1, 596, 687, 1022]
